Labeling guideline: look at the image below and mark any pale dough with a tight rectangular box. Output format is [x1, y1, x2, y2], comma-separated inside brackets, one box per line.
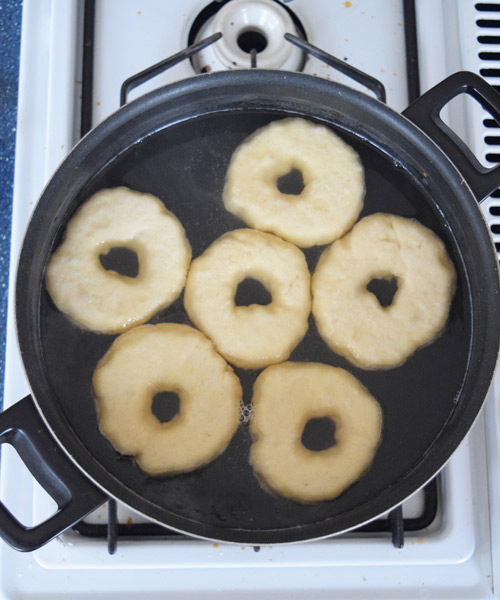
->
[46, 187, 191, 333]
[249, 362, 383, 503]
[184, 228, 311, 369]
[222, 117, 365, 247]
[312, 213, 457, 369]
[93, 323, 242, 475]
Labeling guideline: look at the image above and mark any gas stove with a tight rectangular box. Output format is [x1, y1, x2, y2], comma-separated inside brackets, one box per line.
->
[1, 0, 499, 598]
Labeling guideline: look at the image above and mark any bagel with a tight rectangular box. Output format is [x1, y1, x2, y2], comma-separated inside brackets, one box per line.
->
[222, 117, 365, 247]
[46, 187, 191, 333]
[249, 362, 383, 503]
[93, 323, 242, 475]
[312, 213, 456, 369]
[184, 228, 311, 369]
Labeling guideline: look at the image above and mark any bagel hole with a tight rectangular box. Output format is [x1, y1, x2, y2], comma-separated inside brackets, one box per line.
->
[99, 246, 139, 278]
[366, 276, 398, 307]
[151, 391, 180, 423]
[301, 417, 336, 452]
[276, 168, 305, 196]
[235, 278, 272, 306]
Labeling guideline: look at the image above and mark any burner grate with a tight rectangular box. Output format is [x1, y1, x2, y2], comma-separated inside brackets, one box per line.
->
[72, 477, 439, 554]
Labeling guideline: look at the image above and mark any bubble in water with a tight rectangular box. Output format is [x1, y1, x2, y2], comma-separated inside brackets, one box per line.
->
[239, 400, 254, 423]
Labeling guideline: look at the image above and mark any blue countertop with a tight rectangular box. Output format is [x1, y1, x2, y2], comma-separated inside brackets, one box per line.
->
[0, 0, 22, 405]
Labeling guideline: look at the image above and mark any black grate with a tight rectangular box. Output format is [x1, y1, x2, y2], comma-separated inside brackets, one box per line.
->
[73, 478, 439, 554]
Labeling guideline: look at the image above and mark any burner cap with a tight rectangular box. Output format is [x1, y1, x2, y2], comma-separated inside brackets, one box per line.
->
[191, 0, 306, 73]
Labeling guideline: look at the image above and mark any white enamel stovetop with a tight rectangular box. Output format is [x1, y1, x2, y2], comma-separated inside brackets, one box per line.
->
[0, 1, 499, 598]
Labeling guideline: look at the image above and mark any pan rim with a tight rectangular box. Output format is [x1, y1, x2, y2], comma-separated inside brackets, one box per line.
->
[15, 69, 500, 544]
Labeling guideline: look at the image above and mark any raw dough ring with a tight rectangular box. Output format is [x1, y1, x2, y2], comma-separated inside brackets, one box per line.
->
[249, 362, 383, 503]
[312, 213, 457, 369]
[222, 117, 365, 247]
[93, 323, 242, 475]
[46, 187, 192, 333]
[184, 228, 311, 369]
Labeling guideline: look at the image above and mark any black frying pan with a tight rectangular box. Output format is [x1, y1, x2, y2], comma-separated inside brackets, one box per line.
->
[1, 70, 499, 551]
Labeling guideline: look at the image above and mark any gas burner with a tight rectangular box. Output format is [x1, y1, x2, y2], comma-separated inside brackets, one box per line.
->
[191, 0, 306, 72]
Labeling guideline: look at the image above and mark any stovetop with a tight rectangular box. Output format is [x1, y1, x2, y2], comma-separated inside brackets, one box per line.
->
[0, 0, 499, 598]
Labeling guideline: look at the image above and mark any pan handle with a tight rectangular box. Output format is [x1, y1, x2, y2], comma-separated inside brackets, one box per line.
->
[402, 71, 500, 202]
[0, 395, 107, 551]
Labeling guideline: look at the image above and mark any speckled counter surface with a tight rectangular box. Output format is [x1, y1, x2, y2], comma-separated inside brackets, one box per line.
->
[0, 0, 22, 405]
